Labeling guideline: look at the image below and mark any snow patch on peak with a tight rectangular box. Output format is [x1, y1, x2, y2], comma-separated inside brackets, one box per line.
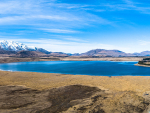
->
[0, 40, 36, 51]
[28, 46, 37, 50]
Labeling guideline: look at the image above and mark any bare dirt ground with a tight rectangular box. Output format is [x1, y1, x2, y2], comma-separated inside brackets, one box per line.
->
[0, 71, 150, 112]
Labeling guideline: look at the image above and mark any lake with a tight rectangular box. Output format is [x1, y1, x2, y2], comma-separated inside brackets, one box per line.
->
[0, 61, 150, 76]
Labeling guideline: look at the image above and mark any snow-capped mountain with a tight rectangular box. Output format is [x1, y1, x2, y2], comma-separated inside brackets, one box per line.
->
[0, 40, 36, 51]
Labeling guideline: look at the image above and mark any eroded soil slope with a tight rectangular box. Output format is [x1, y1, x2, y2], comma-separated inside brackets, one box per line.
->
[0, 85, 149, 113]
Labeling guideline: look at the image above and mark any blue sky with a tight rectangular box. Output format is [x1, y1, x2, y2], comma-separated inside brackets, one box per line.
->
[1, 0, 150, 53]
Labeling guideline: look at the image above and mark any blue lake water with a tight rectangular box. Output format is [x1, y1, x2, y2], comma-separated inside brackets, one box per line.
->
[0, 61, 150, 76]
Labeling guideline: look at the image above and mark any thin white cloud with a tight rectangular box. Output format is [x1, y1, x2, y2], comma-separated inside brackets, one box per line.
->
[139, 40, 150, 46]
[34, 15, 72, 21]
[64, 37, 88, 42]
[40, 28, 78, 33]
[0, 0, 40, 14]
[100, 0, 150, 14]
[0, 14, 80, 25]
[0, 16, 26, 24]
[0, 0, 112, 26]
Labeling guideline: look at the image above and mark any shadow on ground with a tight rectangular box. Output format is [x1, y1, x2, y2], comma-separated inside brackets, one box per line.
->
[0, 85, 149, 113]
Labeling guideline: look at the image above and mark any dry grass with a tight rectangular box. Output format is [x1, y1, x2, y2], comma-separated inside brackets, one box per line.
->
[60, 57, 143, 61]
[0, 71, 150, 95]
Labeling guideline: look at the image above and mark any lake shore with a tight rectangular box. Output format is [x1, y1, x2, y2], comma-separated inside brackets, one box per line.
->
[1, 70, 150, 93]
[60, 56, 143, 61]
[0, 56, 143, 63]
[1, 57, 150, 113]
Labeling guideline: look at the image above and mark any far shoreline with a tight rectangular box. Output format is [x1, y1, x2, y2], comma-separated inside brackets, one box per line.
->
[0, 56, 143, 64]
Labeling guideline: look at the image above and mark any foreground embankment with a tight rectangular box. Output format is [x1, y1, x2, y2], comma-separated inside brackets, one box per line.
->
[0, 71, 150, 93]
[0, 71, 150, 112]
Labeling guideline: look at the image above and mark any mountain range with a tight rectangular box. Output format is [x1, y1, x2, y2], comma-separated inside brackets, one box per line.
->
[80, 49, 131, 57]
[80, 49, 150, 57]
[0, 40, 70, 57]
[0, 40, 50, 54]
[1, 40, 150, 57]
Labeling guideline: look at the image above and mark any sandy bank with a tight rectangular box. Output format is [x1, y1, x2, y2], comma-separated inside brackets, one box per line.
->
[60, 57, 143, 61]
[0, 57, 143, 64]
[0, 71, 150, 95]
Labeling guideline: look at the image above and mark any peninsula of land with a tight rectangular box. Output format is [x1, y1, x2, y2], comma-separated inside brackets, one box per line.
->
[135, 58, 150, 67]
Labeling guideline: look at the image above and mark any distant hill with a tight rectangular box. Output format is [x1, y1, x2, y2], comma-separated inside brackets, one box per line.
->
[14, 51, 69, 58]
[15, 51, 47, 58]
[0, 50, 16, 54]
[36, 48, 51, 54]
[80, 49, 134, 57]
[133, 51, 150, 56]
[49, 52, 69, 57]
